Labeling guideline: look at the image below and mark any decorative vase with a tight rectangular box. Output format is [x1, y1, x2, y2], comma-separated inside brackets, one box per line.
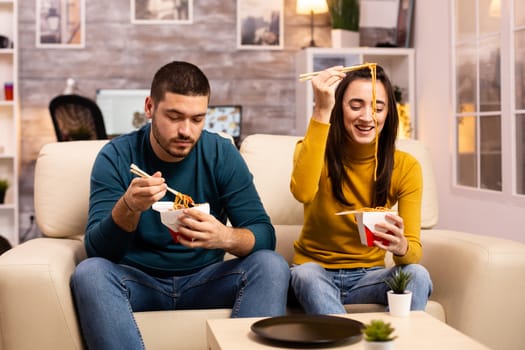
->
[387, 290, 412, 317]
[364, 340, 395, 350]
[331, 29, 359, 48]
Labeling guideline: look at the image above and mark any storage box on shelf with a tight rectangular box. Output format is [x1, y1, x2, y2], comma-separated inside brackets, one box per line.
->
[0, 0, 19, 246]
[295, 47, 415, 138]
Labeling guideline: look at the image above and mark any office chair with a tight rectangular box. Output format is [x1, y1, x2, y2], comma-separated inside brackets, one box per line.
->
[49, 94, 108, 141]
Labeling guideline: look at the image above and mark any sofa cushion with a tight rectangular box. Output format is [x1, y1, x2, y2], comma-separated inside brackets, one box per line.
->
[239, 135, 438, 229]
[34, 140, 108, 238]
[240, 134, 304, 225]
[395, 139, 439, 229]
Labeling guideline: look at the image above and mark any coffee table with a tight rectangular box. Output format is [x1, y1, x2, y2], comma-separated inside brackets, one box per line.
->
[207, 311, 491, 349]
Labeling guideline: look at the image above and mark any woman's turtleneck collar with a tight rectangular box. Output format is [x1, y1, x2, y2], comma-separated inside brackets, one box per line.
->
[343, 137, 377, 164]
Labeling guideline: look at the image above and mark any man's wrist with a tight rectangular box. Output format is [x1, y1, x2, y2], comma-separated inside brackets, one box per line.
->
[121, 196, 139, 213]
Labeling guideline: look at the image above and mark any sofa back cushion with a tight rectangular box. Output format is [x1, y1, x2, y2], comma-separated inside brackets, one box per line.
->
[34, 140, 108, 238]
[239, 134, 304, 225]
[239, 134, 438, 229]
[33, 134, 438, 239]
[395, 139, 439, 228]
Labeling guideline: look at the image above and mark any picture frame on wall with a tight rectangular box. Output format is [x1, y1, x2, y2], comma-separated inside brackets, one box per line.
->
[131, 0, 193, 24]
[359, 0, 399, 47]
[36, 0, 85, 48]
[237, 0, 283, 50]
[395, 0, 415, 48]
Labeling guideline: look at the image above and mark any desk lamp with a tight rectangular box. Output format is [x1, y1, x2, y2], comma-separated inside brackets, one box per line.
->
[296, 0, 328, 47]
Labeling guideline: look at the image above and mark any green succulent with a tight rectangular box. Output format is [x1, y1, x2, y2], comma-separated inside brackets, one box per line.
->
[327, 0, 360, 32]
[362, 319, 396, 342]
[69, 125, 93, 140]
[0, 179, 9, 192]
[385, 267, 412, 294]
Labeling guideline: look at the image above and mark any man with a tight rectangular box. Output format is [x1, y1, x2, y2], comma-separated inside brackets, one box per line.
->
[71, 61, 290, 350]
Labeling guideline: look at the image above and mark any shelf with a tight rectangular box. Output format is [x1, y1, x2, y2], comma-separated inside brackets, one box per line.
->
[0, 0, 18, 246]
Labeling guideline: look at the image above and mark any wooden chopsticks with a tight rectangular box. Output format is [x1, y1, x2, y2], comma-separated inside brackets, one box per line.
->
[298, 62, 376, 82]
[130, 163, 181, 197]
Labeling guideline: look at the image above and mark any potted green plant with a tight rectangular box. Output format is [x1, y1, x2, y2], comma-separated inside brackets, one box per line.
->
[394, 85, 412, 139]
[362, 319, 396, 350]
[0, 178, 9, 204]
[327, 0, 360, 48]
[68, 125, 93, 140]
[385, 267, 413, 317]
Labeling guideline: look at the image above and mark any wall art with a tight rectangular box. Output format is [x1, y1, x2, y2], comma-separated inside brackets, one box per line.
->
[395, 0, 415, 48]
[36, 0, 85, 48]
[237, 0, 283, 50]
[131, 0, 193, 24]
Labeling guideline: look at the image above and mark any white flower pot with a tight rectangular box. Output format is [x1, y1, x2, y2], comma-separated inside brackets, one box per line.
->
[364, 340, 395, 350]
[331, 29, 360, 48]
[387, 290, 412, 317]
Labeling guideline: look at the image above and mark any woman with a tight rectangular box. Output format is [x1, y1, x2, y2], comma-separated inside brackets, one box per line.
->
[290, 65, 432, 314]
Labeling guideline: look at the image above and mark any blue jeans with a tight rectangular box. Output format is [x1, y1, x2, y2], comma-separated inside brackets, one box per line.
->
[70, 250, 290, 350]
[290, 262, 432, 314]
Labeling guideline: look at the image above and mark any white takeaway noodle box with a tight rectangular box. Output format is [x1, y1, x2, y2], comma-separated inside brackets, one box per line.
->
[356, 210, 397, 247]
[152, 201, 210, 241]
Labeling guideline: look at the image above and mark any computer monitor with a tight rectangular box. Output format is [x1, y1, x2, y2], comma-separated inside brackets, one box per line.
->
[205, 105, 242, 145]
[96, 89, 150, 136]
[96, 89, 242, 144]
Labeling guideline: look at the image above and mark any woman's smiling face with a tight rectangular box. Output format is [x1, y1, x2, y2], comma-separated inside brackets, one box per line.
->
[342, 78, 388, 144]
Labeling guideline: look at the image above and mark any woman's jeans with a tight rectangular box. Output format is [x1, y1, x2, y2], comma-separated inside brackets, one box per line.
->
[70, 250, 290, 350]
[290, 262, 432, 314]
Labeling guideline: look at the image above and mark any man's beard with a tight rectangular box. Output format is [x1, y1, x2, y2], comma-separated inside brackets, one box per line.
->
[151, 120, 194, 160]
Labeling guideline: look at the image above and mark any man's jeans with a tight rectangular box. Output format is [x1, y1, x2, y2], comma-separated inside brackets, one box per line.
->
[290, 262, 432, 314]
[71, 250, 290, 350]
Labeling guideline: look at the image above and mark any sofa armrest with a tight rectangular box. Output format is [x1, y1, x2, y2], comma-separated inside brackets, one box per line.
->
[0, 238, 86, 350]
[420, 229, 525, 350]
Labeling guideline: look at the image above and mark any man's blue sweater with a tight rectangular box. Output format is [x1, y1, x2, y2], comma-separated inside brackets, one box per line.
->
[84, 125, 275, 276]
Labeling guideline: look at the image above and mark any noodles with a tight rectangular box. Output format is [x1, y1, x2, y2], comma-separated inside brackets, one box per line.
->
[129, 163, 196, 209]
[173, 193, 195, 209]
[367, 63, 378, 182]
[335, 206, 392, 216]
[360, 206, 390, 212]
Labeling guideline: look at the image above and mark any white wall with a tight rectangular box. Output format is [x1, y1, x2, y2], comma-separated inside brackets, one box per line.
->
[414, 0, 525, 243]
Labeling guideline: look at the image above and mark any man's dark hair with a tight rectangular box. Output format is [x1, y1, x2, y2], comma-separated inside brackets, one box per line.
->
[150, 61, 211, 104]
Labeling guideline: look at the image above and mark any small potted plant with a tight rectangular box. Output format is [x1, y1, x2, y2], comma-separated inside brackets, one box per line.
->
[362, 319, 396, 350]
[327, 0, 360, 48]
[394, 85, 412, 139]
[68, 125, 93, 140]
[0, 178, 9, 204]
[385, 267, 413, 317]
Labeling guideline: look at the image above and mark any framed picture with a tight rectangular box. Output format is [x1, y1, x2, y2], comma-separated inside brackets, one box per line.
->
[131, 0, 193, 24]
[395, 0, 415, 48]
[359, 0, 398, 47]
[36, 0, 85, 48]
[205, 105, 242, 146]
[237, 0, 283, 50]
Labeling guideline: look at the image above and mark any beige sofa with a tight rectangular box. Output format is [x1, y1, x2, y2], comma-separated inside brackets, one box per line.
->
[1, 134, 525, 350]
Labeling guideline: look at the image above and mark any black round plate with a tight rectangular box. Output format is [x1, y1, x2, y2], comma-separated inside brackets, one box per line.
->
[250, 314, 364, 348]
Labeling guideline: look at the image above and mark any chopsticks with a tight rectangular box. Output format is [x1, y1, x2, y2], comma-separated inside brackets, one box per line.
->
[334, 210, 360, 216]
[298, 62, 376, 82]
[129, 163, 182, 198]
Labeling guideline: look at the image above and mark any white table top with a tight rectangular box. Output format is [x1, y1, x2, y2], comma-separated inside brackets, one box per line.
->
[207, 311, 491, 350]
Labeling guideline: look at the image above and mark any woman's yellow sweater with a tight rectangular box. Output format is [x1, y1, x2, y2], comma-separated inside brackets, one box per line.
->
[291, 119, 423, 268]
